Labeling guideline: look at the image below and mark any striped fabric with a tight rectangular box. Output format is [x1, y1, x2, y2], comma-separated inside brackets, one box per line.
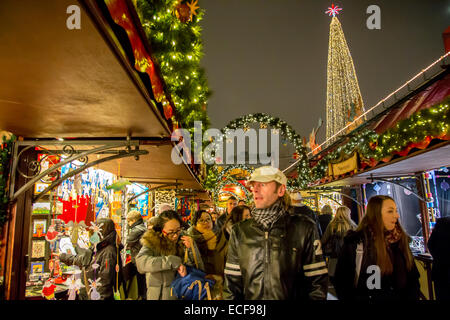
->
[303, 261, 328, 277]
[224, 262, 242, 276]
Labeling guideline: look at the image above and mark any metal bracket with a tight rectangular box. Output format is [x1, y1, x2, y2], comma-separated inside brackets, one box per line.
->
[33, 149, 148, 202]
[369, 174, 426, 202]
[9, 139, 142, 202]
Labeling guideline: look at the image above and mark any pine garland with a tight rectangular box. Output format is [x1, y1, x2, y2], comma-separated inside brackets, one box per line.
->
[0, 133, 15, 227]
[310, 99, 450, 183]
[203, 113, 312, 191]
[135, 0, 211, 132]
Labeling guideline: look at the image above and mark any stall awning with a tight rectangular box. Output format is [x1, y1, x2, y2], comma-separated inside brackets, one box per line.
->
[373, 73, 450, 134]
[0, 0, 206, 194]
[307, 67, 450, 188]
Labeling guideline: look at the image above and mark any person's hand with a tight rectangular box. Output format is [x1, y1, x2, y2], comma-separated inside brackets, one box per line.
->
[181, 235, 191, 248]
[177, 264, 187, 277]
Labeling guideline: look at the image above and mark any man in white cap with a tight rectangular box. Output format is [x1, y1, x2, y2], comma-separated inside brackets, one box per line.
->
[223, 166, 328, 300]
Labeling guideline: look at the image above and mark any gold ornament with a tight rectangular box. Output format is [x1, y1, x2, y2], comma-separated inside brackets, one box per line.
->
[187, 0, 200, 19]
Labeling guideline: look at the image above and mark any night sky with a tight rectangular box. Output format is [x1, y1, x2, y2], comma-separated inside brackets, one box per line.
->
[200, 0, 450, 145]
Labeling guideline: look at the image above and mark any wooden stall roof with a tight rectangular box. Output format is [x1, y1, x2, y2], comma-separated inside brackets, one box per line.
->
[0, 0, 207, 195]
[305, 66, 450, 189]
[312, 140, 450, 188]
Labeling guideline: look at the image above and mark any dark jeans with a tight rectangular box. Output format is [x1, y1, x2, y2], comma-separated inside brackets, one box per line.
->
[123, 262, 147, 300]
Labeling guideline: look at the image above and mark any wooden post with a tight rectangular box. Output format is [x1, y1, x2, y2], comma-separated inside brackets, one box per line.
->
[3, 147, 37, 299]
[314, 193, 320, 212]
[355, 185, 365, 224]
[415, 172, 430, 253]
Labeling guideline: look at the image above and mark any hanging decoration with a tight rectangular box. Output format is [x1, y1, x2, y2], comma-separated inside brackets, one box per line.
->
[441, 180, 449, 192]
[64, 270, 84, 300]
[89, 221, 104, 246]
[41, 279, 57, 300]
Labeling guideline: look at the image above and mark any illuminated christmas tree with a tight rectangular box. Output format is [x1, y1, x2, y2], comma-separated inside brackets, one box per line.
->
[325, 4, 366, 145]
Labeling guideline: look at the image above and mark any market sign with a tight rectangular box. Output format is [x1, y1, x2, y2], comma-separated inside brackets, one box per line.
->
[328, 152, 359, 178]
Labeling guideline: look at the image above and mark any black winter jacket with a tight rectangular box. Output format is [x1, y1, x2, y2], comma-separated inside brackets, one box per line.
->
[60, 219, 122, 300]
[126, 219, 147, 263]
[289, 205, 323, 237]
[318, 214, 332, 237]
[427, 217, 450, 300]
[223, 211, 328, 300]
[334, 229, 420, 301]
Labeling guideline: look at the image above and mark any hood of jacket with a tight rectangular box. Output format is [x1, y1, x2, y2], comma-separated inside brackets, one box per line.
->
[95, 218, 118, 251]
[140, 228, 185, 257]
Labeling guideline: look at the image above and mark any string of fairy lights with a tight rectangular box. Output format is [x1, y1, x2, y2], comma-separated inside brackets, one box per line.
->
[326, 14, 365, 146]
[135, 0, 211, 133]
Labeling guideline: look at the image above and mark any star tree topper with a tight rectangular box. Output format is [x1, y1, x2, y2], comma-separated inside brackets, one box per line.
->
[325, 4, 343, 17]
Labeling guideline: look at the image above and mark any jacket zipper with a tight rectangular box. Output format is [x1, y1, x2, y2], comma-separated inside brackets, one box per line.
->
[264, 231, 269, 297]
[265, 231, 269, 264]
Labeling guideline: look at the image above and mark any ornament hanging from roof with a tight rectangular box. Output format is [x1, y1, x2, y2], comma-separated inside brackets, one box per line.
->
[175, 0, 200, 23]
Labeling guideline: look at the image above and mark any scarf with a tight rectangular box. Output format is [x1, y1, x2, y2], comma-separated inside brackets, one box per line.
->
[384, 223, 402, 245]
[251, 198, 285, 230]
[195, 225, 217, 250]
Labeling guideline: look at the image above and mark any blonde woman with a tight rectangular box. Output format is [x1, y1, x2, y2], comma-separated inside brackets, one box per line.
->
[321, 206, 357, 283]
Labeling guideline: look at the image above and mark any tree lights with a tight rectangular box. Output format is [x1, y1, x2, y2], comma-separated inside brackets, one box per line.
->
[135, 0, 211, 132]
[325, 6, 366, 146]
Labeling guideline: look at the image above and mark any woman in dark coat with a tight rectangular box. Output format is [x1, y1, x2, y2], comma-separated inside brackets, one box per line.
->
[318, 205, 333, 236]
[59, 218, 122, 300]
[124, 210, 147, 299]
[321, 206, 357, 285]
[334, 195, 420, 301]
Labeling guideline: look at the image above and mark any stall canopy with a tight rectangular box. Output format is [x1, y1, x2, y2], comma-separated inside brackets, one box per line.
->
[301, 63, 450, 188]
[0, 0, 207, 195]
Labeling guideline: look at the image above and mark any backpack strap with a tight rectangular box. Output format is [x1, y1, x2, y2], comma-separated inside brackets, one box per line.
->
[188, 280, 203, 300]
[204, 281, 212, 300]
[354, 242, 364, 287]
[183, 237, 199, 269]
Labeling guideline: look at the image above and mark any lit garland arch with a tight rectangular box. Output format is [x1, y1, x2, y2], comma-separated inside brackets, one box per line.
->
[204, 113, 311, 192]
[213, 175, 252, 204]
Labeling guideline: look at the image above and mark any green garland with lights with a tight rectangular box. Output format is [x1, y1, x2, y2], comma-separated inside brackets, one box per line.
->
[311, 99, 450, 182]
[0, 134, 15, 227]
[135, 0, 211, 132]
[203, 113, 312, 192]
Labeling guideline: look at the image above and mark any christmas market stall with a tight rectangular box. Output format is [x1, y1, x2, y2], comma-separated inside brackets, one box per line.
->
[0, 0, 211, 300]
[287, 53, 450, 300]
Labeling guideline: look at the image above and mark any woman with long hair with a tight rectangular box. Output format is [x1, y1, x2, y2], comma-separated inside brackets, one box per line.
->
[321, 206, 357, 284]
[334, 195, 420, 300]
[136, 210, 204, 300]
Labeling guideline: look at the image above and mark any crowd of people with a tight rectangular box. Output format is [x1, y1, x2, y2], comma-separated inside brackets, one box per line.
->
[60, 166, 449, 301]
